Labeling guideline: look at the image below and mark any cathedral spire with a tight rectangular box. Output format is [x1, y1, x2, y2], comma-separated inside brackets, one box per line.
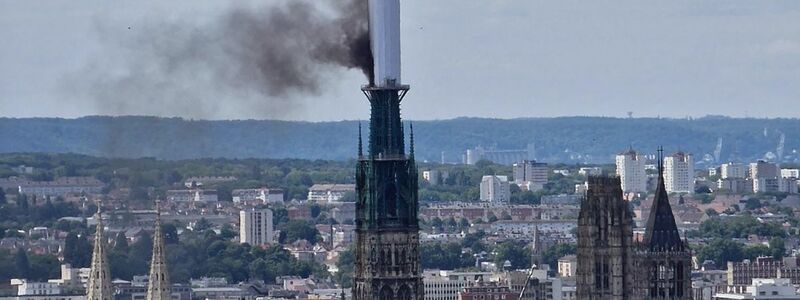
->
[146, 200, 171, 300]
[643, 147, 685, 252]
[87, 202, 112, 300]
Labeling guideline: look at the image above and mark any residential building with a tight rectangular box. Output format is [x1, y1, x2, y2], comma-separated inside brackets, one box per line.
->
[17, 177, 104, 197]
[578, 167, 602, 176]
[751, 161, 780, 193]
[721, 163, 747, 179]
[231, 188, 283, 204]
[781, 169, 799, 179]
[616, 149, 647, 193]
[513, 160, 549, 192]
[718, 178, 752, 194]
[422, 170, 448, 186]
[423, 270, 491, 300]
[714, 278, 799, 299]
[239, 209, 274, 246]
[557, 255, 577, 278]
[307, 184, 355, 203]
[165, 189, 218, 202]
[480, 176, 510, 203]
[457, 282, 518, 300]
[664, 151, 695, 194]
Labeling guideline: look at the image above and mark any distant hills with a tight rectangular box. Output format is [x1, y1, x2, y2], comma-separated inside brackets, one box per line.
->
[0, 116, 797, 164]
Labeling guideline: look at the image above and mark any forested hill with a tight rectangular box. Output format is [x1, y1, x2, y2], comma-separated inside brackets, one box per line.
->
[0, 116, 797, 163]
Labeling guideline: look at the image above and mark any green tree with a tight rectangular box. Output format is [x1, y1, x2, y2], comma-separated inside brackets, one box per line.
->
[494, 242, 530, 270]
[279, 220, 319, 244]
[15, 250, 30, 279]
[114, 232, 129, 252]
[335, 247, 355, 287]
[770, 237, 786, 259]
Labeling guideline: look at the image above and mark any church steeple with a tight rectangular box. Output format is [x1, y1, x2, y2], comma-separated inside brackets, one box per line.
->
[643, 147, 685, 252]
[87, 202, 113, 300]
[146, 200, 171, 300]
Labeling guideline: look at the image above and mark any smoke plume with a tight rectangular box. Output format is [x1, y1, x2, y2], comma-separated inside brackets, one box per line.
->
[69, 0, 372, 119]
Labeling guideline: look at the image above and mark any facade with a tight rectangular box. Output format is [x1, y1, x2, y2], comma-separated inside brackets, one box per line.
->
[634, 154, 692, 299]
[513, 160, 549, 192]
[422, 271, 490, 300]
[457, 282, 518, 300]
[576, 176, 636, 300]
[714, 278, 799, 299]
[558, 255, 577, 278]
[615, 149, 647, 193]
[307, 184, 356, 203]
[231, 188, 283, 204]
[781, 169, 800, 179]
[480, 175, 510, 203]
[165, 189, 218, 202]
[239, 209, 274, 246]
[17, 177, 103, 197]
[721, 163, 747, 179]
[750, 161, 780, 193]
[664, 152, 695, 194]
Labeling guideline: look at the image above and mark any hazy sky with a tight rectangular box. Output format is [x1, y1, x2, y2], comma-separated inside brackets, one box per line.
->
[2, 1, 800, 121]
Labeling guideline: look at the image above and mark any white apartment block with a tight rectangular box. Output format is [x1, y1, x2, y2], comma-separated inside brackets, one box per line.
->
[557, 255, 577, 278]
[615, 149, 647, 193]
[480, 175, 510, 203]
[664, 152, 695, 194]
[423, 270, 491, 300]
[720, 163, 747, 179]
[307, 184, 355, 203]
[239, 209, 274, 246]
[232, 188, 284, 204]
[16, 177, 104, 197]
[513, 160, 549, 192]
[781, 169, 799, 179]
[166, 189, 218, 202]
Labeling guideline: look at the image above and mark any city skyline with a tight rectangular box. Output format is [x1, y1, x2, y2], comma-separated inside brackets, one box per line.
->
[3, 1, 800, 121]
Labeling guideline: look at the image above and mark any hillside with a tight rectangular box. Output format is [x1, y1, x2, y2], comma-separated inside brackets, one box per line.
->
[0, 116, 797, 164]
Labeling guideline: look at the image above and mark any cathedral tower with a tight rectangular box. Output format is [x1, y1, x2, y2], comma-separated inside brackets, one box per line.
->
[635, 148, 692, 299]
[352, 0, 423, 299]
[87, 204, 113, 300]
[576, 176, 635, 300]
[146, 201, 171, 300]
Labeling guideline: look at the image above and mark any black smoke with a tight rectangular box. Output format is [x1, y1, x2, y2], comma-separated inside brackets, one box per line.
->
[69, 0, 373, 120]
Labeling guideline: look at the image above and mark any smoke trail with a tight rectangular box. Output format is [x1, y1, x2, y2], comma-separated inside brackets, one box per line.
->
[68, 0, 372, 120]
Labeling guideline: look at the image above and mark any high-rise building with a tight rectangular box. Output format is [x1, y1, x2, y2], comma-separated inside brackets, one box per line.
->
[664, 151, 695, 194]
[751, 160, 780, 193]
[635, 150, 692, 299]
[513, 160, 549, 191]
[615, 149, 647, 193]
[146, 201, 171, 300]
[576, 176, 636, 300]
[239, 209, 274, 246]
[86, 205, 112, 300]
[720, 163, 747, 179]
[480, 175, 510, 203]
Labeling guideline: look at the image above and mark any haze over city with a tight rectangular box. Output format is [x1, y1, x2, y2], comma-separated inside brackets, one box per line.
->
[2, 1, 800, 121]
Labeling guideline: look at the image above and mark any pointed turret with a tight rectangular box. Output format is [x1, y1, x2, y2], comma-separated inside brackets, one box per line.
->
[87, 203, 113, 300]
[643, 147, 685, 252]
[531, 225, 542, 269]
[146, 200, 171, 300]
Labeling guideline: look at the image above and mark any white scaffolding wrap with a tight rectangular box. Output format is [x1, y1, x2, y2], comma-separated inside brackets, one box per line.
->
[368, 0, 401, 87]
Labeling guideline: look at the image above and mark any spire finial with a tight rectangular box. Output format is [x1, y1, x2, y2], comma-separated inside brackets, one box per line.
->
[358, 122, 363, 157]
[658, 146, 664, 178]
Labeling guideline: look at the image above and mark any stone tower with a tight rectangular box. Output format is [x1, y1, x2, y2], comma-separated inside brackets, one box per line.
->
[635, 149, 692, 299]
[576, 176, 636, 300]
[87, 204, 113, 300]
[352, 89, 423, 299]
[146, 201, 171, 300]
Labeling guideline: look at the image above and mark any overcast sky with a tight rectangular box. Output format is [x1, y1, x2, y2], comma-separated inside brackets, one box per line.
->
[2, 1, 800, 121]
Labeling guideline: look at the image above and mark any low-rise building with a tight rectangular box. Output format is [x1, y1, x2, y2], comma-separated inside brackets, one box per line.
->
[714, 278, 799, 299]
[307, 184, 355, 203]
[423, 270, 491, 300]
